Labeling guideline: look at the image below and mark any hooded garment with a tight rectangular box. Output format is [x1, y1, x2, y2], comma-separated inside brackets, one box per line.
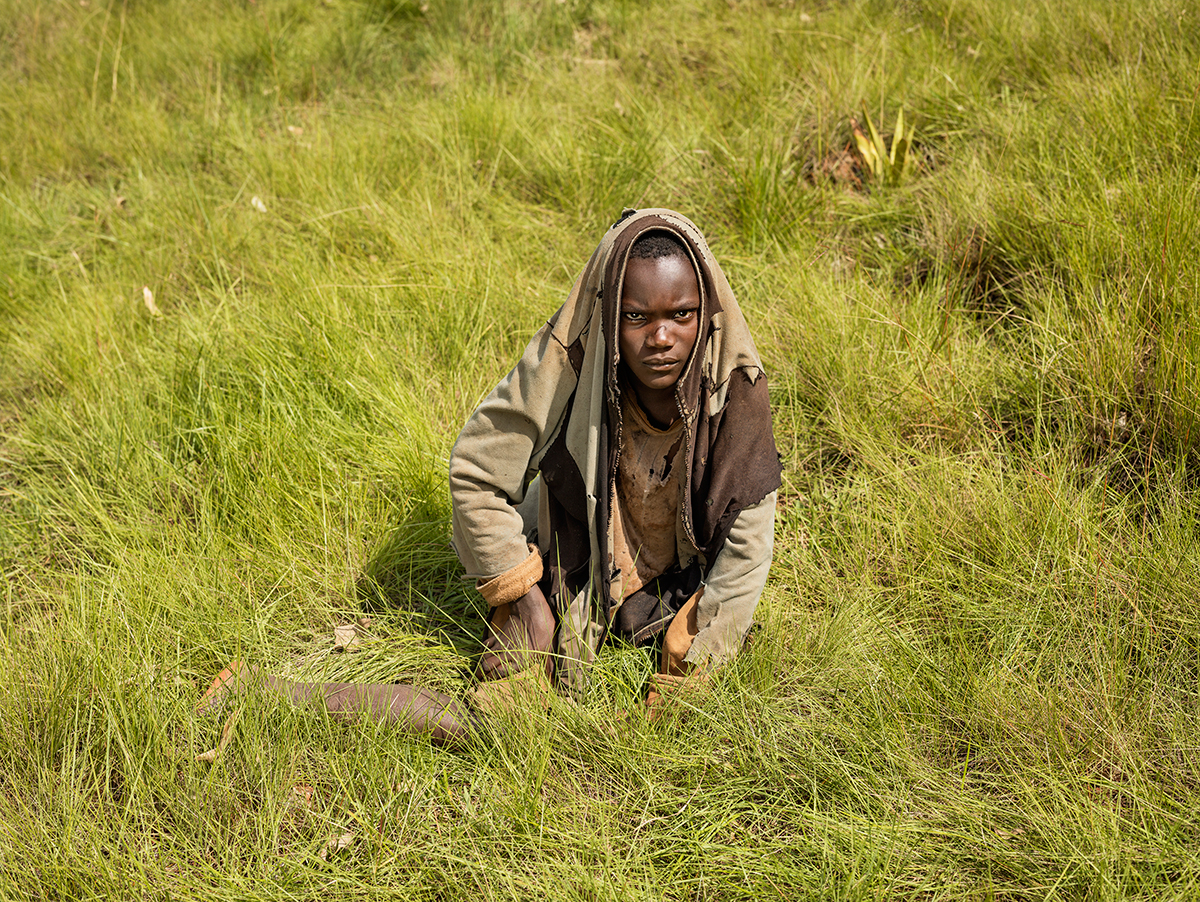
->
[450, 208, 782, 690]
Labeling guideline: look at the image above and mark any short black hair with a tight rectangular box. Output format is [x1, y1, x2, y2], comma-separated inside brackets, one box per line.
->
[629, 230, 689, 261]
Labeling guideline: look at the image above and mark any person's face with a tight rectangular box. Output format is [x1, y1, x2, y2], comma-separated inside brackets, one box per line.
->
[618, 254, 701, 394]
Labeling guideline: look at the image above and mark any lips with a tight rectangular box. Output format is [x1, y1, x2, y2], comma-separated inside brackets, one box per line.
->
[642, 358, 679, 370]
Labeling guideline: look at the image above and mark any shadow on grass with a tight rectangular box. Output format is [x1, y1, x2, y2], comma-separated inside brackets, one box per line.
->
[356, 508, 484, 658]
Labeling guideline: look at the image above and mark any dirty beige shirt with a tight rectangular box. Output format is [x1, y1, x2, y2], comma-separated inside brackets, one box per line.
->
[609, 391, 686, 607]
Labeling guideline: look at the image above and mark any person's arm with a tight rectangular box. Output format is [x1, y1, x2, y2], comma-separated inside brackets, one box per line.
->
[449, 321, 577, 589]
[451, 320, 582, 679]
[684, 491, 776, 666]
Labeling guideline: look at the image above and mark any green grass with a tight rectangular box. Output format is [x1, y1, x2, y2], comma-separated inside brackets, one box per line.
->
[3, 0, 1200, 897]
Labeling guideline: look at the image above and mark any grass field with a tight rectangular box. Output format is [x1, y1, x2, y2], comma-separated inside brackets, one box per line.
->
[3, 0, 1200, 898]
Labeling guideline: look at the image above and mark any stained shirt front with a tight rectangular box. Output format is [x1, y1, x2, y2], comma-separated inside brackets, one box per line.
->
[609, 389, 686, 609]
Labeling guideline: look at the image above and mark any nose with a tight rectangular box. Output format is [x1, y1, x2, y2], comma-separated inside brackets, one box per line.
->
[647, 321, 672, 348]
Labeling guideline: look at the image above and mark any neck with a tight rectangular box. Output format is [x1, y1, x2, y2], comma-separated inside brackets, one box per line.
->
[631, 382, 679, 430]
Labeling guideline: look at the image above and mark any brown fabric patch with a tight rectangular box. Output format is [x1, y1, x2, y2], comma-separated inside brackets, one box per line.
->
[611, 562, 702, 645]
[565, 335, 586, 376]
[538, 388, 595, 605]
[692, 368, 782, 562]
[476, 544, 543, 607]
[661, 590, 702, 676]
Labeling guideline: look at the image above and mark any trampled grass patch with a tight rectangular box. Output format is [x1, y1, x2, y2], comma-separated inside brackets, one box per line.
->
[3, 0, 1200, 897]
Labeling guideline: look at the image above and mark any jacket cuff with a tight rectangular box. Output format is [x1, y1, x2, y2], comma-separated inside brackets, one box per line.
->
[476, 544, 543, 607]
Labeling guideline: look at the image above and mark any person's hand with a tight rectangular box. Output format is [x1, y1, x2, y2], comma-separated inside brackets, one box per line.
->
[645, 669, 709, 721]
[476, 584, 555, 681]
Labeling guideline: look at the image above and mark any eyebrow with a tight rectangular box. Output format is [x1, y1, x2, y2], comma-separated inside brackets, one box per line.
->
[619, 296, 699, 309]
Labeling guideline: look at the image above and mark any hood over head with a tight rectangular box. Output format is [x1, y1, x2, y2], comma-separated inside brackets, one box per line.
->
[536, 208, 782, 614]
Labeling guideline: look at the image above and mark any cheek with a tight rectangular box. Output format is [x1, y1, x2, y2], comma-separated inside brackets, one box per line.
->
[618, 325, 640, 361]
[680, 319, 700, 354]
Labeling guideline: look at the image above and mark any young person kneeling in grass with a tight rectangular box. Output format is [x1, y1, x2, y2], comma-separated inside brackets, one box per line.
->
[198, 209, 780, 746]
[452, 207, 780, 710]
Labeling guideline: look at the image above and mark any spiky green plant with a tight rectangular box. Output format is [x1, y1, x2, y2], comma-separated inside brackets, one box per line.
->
[851, 103, 912, 187]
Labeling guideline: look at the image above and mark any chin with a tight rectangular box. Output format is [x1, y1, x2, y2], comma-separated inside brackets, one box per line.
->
[634, 371, 679, 392]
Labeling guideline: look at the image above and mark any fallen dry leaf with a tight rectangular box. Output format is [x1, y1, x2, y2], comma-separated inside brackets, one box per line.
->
[195, 706, 241, 764]
[142, 286, 162, 317]
[291, 784, 317, 807]
[319, 831, 355, 860]
[333, 623, 361, 653]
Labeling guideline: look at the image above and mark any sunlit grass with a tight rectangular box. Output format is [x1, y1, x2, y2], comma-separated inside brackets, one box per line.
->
[2, 0, 1200, 897]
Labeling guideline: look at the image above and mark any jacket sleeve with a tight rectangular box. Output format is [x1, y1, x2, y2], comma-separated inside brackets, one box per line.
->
[684, 491, 776, 666]
[449, 322, 577, 588]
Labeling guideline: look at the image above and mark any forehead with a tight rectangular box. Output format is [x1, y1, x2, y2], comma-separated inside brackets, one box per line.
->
[619, 255, 700, 306]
